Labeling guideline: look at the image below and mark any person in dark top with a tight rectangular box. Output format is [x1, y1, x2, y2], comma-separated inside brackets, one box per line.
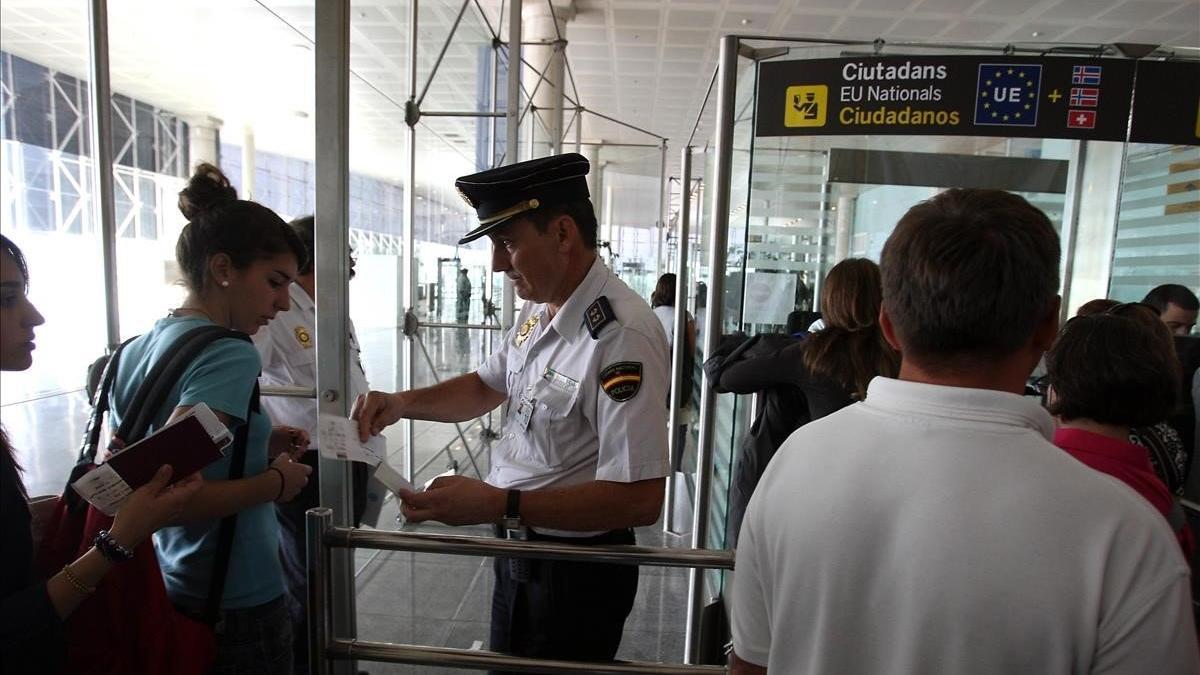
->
[1142, 283, 1198, 337]
[0, 234, 201, 674]
[713, 258, 900, 546]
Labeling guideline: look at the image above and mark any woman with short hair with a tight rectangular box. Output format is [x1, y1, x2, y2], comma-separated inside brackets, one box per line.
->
[1046, 310, 1190, 554]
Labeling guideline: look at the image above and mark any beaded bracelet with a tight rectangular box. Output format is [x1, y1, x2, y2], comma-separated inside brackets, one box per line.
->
[61, 564, 95, 594]
[94, 529, 134, 563]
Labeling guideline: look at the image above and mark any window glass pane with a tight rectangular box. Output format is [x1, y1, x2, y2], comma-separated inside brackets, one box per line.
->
[1110, 143, 1200, 319]
[1, 3, 106, 498]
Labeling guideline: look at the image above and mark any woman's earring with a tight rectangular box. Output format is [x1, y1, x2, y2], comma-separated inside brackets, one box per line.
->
[220, 280, 230, 288]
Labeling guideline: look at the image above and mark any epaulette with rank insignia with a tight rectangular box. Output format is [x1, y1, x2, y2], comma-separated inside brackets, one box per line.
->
[584, 296, 616, 339]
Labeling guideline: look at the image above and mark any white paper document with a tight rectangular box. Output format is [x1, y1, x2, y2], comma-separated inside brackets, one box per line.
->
[318, 413, 387, 466]
[372, 461, 414, 495]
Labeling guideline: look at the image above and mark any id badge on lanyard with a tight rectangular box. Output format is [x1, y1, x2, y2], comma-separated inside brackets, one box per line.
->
[514, 391, 536, 433]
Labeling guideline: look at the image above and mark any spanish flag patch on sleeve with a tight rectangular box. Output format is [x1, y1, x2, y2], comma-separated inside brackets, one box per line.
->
[599, 361, 642, 402]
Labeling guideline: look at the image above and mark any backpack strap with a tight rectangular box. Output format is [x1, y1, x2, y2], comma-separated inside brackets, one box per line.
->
[202, 381, 260, 625]
[114, 325, 248, 446]
[66, 337, 139, 511]
[78, 337, 138, 464]
[105, 323, 258, 623]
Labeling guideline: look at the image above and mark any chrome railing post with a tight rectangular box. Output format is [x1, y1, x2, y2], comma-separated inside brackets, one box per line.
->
[665, 145, 693, 536]
[684, 34, 739, 665]
[306, 507, 333, 675]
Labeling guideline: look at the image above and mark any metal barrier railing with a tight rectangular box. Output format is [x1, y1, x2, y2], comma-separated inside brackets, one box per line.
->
[306, 507, 734, 674]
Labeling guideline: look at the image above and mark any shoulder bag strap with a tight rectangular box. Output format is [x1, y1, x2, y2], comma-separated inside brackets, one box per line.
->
[203, 381, 259, 624]
[115, 325, 248, 445]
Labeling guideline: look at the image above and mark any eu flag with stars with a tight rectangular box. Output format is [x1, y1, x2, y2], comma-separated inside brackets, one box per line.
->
[974, 64, 1043, 127]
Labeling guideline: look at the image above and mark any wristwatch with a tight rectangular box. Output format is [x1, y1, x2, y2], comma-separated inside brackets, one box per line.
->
[502, 488, 522, 531]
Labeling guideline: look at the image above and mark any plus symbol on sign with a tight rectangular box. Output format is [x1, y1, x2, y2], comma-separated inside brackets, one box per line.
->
[1048, 89, 1062, 103]
[1075, 113, 1088, 124]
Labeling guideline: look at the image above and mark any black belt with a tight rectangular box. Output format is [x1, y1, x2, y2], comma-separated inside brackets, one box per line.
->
[492, 525, 633, 545]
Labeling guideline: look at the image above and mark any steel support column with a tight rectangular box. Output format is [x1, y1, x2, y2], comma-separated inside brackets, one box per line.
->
[665, 146, 693, 535]
[313, 1, 356, 673]
[684, 35, 738, 666]
[402, 0, 420, 481]
[501, 0, 522, 331]
[86, 0, 120, 349]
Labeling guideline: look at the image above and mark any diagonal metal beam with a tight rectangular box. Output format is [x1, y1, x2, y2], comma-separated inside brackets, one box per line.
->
[471, 0, 498, 42]
[416, 0, 473, 108]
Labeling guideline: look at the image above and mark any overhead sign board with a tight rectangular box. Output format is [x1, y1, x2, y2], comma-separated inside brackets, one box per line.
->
[1129, 60, 1200, 146]
[757, 55, 1140, 142]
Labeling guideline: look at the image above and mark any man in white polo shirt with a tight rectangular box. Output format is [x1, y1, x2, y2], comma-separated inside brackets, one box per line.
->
[730, 189, 1198, 674]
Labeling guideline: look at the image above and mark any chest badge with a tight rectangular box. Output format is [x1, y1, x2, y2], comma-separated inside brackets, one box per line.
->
[515, 312, 541, 347]
[294, 326, 313, 349]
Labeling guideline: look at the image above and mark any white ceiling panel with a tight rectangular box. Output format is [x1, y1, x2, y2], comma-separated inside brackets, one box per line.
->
[938, 19, 1007, 40]
[781, 14, 842, 34]
[1, 0, 1197, 185]
[1098, 0, 1183, 21]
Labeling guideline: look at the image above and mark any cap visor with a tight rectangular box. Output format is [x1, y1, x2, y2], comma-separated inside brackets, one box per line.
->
[457, 216, 514, 245]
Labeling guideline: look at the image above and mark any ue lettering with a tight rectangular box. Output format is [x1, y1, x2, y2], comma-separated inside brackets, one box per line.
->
[993, 87, 1022, 102]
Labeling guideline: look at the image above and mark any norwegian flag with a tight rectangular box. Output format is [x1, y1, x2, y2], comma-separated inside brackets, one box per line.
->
[1069, 87, 1099, 107]
[1072, 65, 1102, 85]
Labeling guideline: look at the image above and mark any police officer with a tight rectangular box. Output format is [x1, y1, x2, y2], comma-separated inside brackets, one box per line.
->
[353, 153, 669, 667]
[253, 215, 377, 675]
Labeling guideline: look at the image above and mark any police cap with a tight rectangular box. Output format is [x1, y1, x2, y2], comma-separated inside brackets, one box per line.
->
[454, 153, 591, 245]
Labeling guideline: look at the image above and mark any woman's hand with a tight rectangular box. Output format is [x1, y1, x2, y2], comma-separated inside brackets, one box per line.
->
[270, 453, 313, 503]
[269, 425, 310, 460]
[109, 465, 204, 548]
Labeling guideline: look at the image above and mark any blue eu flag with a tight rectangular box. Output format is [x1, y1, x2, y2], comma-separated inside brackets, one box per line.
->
[974, 64, 1042, 127]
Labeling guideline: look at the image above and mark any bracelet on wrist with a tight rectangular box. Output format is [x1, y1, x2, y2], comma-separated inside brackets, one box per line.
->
[269, 466, 286, 501]
[61, 564, 96, 594]
[93, 529, 134, 563]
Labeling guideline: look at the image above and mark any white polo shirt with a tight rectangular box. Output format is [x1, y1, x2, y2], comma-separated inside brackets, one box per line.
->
[252, 284, 370, 448]
[732, 377, 1198, 674]
[477, 257, 670, 535]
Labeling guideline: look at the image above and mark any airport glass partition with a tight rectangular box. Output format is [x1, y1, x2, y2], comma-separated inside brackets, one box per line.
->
[1110, 142, 1200, 310]
[681, 37, 1200, 657]
[0, 0, 114, 496]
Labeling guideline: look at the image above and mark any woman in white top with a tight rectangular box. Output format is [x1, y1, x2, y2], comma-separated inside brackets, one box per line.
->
[650, 273, 696, 417]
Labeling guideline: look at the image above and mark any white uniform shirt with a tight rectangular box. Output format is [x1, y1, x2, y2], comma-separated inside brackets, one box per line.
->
[477, 257, 670, 536]
[732, 377, 1199, 674]
[253, 284, 370, 448]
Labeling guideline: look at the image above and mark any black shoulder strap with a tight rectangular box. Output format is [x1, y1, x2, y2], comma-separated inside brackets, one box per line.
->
[78, 337, 138, 464]
[114, 325, 248, 446]
[203, 381, 259, 625]
[103, 323, 255, 623]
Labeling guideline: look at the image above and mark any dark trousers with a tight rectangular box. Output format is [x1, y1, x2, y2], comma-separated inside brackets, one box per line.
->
[488, 528, 639, 674]
[277, 453, 370, 675]
[174, 595, 293, 675]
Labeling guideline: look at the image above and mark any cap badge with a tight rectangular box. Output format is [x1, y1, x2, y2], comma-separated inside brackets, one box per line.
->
[455, 185, 475, 208]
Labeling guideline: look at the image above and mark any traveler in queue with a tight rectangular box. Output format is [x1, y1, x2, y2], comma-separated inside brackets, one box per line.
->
[730, 189, 1198, 674]
[0, 234, 203, 674]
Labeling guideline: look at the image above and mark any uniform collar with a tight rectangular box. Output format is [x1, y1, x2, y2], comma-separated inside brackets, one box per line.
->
[862, 377, 1055, 440]
[548, 255, 608, 344]
[290, 283, 315, 315]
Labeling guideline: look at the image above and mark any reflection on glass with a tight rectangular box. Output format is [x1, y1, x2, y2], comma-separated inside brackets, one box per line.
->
[1111, 143, 1200, 307]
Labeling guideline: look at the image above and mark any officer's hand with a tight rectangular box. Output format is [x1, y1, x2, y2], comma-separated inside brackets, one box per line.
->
[352, 390, 405, 442]
[398, 475, 504, 526]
